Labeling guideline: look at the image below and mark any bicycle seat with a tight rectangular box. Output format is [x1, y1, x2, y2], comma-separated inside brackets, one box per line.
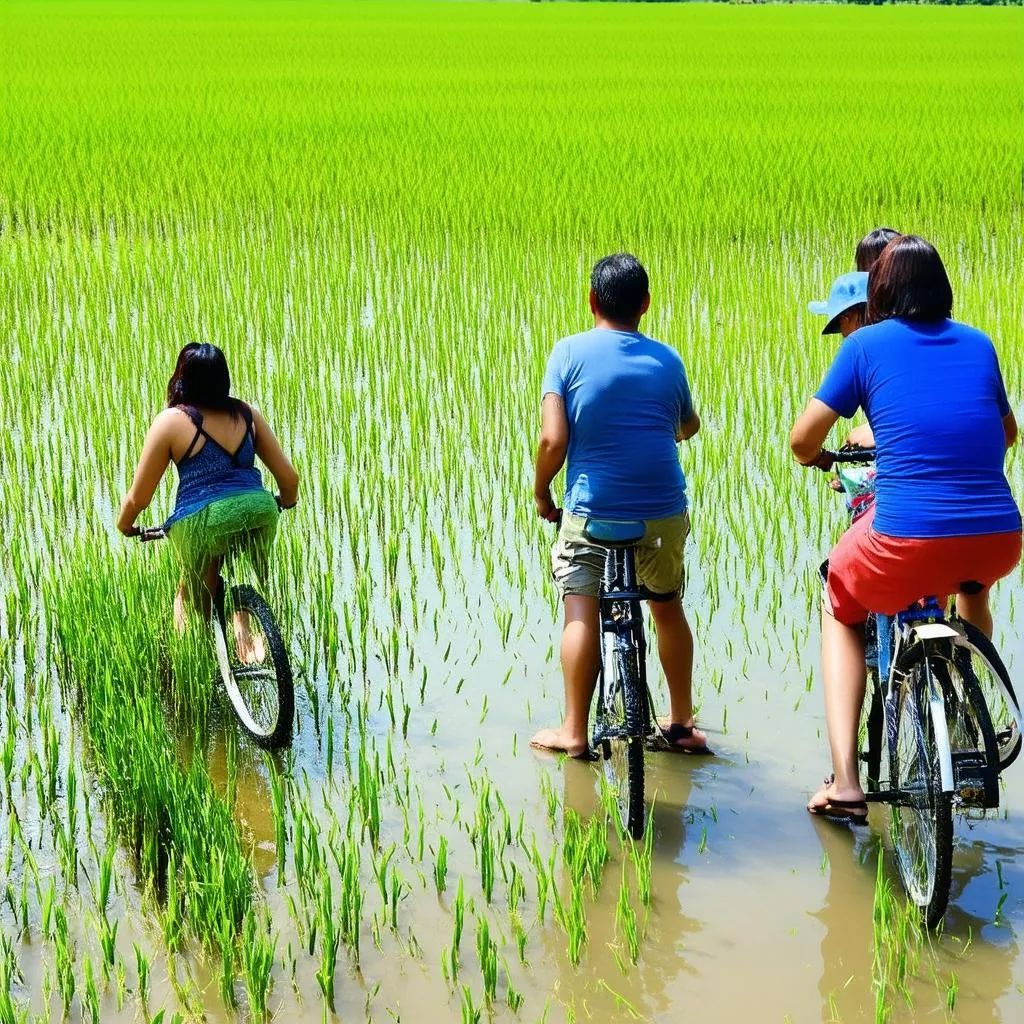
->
[584, 519, 646, 547]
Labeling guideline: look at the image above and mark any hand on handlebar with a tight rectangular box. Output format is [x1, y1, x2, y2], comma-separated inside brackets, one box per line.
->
[535, 490, 560, 524]
[801, 449, 837, 472]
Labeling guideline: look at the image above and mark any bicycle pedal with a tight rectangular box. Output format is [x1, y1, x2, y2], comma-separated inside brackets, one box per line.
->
[951, 752, 999, 810]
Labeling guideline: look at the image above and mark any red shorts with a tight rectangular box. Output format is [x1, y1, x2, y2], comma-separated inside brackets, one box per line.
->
[826, 509, 1022, 626]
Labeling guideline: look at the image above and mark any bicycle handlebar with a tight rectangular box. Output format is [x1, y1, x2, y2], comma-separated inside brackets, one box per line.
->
[811, 446, 877, 472]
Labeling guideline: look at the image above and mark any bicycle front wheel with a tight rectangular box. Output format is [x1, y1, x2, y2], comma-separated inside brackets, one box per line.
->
[889, 655, 952, 929]
[601, 645, 647, 841]
[214, 583, 294, 750]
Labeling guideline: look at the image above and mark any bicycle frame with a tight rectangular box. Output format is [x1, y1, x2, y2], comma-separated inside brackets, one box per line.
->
[873, 599, 1024, 805]
[876, 601, 956, 800]
[594, 546, 650, 739]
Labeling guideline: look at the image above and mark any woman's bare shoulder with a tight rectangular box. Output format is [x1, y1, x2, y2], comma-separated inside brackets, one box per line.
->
[152, 406, 196, 437]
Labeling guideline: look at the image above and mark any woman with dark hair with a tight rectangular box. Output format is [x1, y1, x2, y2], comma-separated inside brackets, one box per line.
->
[855, 226, 900, 273]
[117, 344, 299, 643]
[790, 235, 1021, 822]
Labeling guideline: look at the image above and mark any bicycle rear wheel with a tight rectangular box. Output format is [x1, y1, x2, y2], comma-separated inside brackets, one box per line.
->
[214, 583, 294, 749]
[889, 653, 952, 929]
[931, 644, 1000, 809]
[952, 619, 1021, 772]
[599, 643, 647, 841]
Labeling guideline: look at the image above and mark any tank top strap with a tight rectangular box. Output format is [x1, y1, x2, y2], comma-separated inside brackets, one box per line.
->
[238, 401, 254, 438]
[177, 405, 204, 463]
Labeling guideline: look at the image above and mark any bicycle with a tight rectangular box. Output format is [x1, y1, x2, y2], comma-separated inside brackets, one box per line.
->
[137, 520, 295, 750]
[550, 513, 687, 840]
[815, 447, 1024, 927]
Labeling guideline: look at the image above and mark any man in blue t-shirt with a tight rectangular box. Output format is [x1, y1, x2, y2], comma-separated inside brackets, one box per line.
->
[531, 253, 709, 758]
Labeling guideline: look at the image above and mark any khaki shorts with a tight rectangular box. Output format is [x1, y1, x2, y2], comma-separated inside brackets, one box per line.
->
[551, 511, 690, 600]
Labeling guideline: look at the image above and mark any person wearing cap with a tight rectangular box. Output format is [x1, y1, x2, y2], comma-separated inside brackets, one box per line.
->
[810, 271, 874, 452]
[809, 271, 869, 339]
[791, 236, 1020, 823]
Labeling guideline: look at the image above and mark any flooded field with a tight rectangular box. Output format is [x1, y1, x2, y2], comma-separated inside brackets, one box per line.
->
[2, 2, 1023, 1021]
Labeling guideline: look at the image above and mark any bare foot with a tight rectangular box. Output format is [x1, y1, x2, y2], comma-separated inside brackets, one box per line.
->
[233, 612, 266, 665]
[530, 726, 591, 760]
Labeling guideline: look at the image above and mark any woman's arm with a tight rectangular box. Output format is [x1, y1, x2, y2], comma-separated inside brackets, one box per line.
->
[251, 406, 299, 508]
[676, 412, 700, 443]
[117, 412, 175, 535]
[1003, 411, 1018, 451]
[790, 398, 841, 466]
[845, 423, 875, 448]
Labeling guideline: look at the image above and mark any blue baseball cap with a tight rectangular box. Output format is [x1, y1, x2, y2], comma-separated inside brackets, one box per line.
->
[808, 271, 869, 335]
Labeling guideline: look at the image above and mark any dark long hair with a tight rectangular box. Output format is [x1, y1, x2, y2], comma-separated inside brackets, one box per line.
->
[855, 227, 900, 272]
[867, 235, 953, 326]
[166, 343, 239, 414]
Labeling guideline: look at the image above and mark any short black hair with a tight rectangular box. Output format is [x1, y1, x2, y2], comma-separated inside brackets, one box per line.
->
[867, 235, 953, 325]
[590, 253, 649, 324]
[855, 227, 901, 273]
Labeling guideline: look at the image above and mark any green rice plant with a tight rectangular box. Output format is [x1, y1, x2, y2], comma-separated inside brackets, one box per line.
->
[0, 935, 21, 1024]
[2, 2, 1022, 1019]
[460, 985, 482, 1024]
[241, 909, 277, 1022]
[315, 875, 339, 1011]
[475, 918, 498, 1005]
[434, 835, 449, 895]
[615, 862, 640, 966]
[134, 943, 150, 1007]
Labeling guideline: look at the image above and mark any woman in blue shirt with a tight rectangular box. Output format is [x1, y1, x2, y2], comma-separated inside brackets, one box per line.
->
[790, 236, 1021, 822]
[117, 344, 299, 643]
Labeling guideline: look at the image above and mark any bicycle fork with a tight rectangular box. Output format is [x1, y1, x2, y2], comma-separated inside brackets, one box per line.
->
[882, 616, 956, 798]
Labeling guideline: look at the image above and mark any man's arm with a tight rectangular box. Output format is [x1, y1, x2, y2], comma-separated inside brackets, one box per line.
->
[534, 393, 569, 521]
[676, 412, 700, 442]
[790, 398, 841, 466]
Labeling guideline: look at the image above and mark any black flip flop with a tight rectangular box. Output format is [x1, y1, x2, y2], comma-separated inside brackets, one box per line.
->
[530, 741, 599, 762]
[645, 722, 713, 756]
[808, 775, 869, 826]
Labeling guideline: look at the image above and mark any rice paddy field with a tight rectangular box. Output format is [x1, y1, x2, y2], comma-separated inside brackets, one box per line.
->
[2, 1, 1024, 1021]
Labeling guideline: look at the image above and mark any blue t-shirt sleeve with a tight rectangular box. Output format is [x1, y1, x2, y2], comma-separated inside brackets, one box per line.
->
[677, 362, 694, 423]
[541, 342, 567, 399]
[815, 336, 863, 419]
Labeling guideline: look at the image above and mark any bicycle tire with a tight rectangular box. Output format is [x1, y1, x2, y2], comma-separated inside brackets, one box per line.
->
[952, 619, 1022, 772]
[603, 644, 646, 841]
[931, 648, 1000, 809]
[214, 584, 294, 750]
[862, 671, 883, 794]
[888, 648, 952, 929]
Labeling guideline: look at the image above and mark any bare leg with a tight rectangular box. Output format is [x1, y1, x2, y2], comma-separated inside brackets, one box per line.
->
[648, 598, 707, 749]
[530, 595, 600, 757]
[173, 583, 189, 634]
[809, 606, 867, 810]
[957, 588, 993, 639]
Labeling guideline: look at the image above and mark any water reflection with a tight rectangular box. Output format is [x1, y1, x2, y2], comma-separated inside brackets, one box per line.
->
[205, 725, 278, 881]
[810, 820, 877, 1022]
[812, 818, 1021, 1024]
[538, 755, 701, 1022]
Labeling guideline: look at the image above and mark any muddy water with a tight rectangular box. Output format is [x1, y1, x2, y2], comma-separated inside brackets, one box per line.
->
[6, 526, 1024, 1023]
